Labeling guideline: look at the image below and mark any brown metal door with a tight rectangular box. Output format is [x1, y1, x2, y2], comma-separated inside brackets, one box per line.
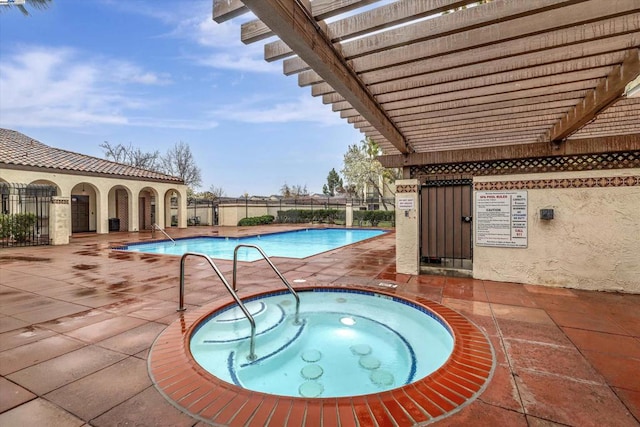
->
[71, 195, 90, 233]
[420, 180, 472, 268]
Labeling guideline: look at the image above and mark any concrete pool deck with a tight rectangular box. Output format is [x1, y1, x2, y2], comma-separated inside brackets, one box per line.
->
[1, 225, 638, 426]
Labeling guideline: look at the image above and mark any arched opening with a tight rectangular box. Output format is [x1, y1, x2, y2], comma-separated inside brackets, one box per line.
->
[164, 189, 182, 228]
[107, 185, 131, 232]
[138, 187, 159, 231]
[29, 179, 61, 196]
[70, 182, 98, 233]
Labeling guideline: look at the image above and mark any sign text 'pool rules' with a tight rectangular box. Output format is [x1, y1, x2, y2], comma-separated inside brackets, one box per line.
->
[475, 191, 528, 248]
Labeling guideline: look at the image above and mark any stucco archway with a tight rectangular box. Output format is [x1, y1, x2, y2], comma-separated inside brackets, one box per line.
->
[71, 182, 99, 233]
[107, 185, 132, 232]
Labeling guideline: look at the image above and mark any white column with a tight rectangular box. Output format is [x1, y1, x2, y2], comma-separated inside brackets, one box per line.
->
[395, 179, 420, 275]
[49, 197, 70, 245]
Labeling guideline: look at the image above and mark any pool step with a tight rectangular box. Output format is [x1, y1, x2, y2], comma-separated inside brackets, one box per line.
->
[196, 300, 289, 345]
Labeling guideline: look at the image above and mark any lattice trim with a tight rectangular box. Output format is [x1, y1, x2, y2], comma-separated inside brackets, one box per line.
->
[410, 151, 639, 178]
[474, 175, 640, 191]
[396, 184, 419, 193]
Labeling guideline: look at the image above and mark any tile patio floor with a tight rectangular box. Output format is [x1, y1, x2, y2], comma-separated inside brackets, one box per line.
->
[0, 225, 638, 426]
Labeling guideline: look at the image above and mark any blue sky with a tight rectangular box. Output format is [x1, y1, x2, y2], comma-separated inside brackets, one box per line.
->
[0, 0, 364, 197]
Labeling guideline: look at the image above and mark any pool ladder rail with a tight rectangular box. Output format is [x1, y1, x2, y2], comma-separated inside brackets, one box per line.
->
[151, 223, 175, 245]
[178, 245, 301, 361]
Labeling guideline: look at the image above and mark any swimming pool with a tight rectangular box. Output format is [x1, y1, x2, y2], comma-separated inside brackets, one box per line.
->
[119, 228, 387, 261]
[190, 288, 454, 398]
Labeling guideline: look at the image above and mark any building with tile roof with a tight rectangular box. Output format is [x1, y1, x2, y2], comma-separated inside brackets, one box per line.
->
[0, 128, 188, 243]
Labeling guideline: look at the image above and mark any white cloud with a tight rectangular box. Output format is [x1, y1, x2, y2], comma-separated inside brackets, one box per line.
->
[209, 95, 344, 126]
[0, 45, 218, 129]
[108, 0, 277, 74]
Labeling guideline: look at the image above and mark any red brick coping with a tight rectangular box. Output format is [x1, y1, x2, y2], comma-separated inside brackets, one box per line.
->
[149, 286, 495, 426]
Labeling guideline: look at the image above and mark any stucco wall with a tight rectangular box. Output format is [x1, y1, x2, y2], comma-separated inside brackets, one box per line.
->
[0, 167, 188, 233]
[473, 169, 640, 293]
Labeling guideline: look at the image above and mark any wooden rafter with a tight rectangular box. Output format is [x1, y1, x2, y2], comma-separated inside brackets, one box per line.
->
[213, 1, 640, 157]
[241, 0, 411, 154]
[546, 48, 640, 142]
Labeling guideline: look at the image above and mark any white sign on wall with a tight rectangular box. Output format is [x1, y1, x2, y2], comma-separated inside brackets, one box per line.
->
[397, 197, 415, 210]
[475, 191, 527, 248]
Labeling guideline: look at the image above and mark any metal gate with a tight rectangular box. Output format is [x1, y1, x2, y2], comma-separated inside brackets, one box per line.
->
[1, 183, 56, 248]
[420, 179, 473, 270]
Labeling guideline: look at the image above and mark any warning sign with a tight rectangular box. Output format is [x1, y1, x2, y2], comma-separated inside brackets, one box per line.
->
[475, 191, 527, 248]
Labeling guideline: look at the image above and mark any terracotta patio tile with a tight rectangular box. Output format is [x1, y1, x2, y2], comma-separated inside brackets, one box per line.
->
[0, 398, 85, 427]
[0, 377, 35, 413]
[504, 339, 605, 383]
[212, 393, 250, 425]
[64, 316, 147, 343]
[485, 289, 538, 308]
[613, 387, 640, 422]
[563, 327, 640, 357]
[304, 401, 322, 426]
[37, 309, 115, 333]
[226, 393, 262, 427]
[0, 334, 84, 375]
[91, 386, 195, 427]
[321, 400, 340, 427]
[336, 400, 358, 427]
[477, 363, 523, 412]
[367, 396, 396, 427]
[0, 315, 29, 334]
[96, 321, 166, 355]
[434, 399, 528, 426]
[547, 309, 630, 335]
[352, 398, 376, 427]
[413, 382, 456, 412]
[265, 399, 291, 427]
[285, 400, 305, 427]
[6, 345, 126, 395]
[379, 393, 416, 426]
[44, 356, 151, 421]
[581, 350, 640, 391]
[515, 370, 638, 427]
[525, 414, 574, 426]
[0, 325, 57, 352]
[496, 318, 572, 346]
[245, 395, 277, 427]
[14, 301, 87, 324]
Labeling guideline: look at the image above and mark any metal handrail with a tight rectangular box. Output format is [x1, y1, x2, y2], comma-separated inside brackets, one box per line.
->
[152, 223, 175, 245]
[179, 252, 257, 361]
[233, 244, 301, 325]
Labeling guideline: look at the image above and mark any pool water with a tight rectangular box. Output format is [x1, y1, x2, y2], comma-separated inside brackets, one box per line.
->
[120, 228, 387, 261]
[190, 289, 454, 398]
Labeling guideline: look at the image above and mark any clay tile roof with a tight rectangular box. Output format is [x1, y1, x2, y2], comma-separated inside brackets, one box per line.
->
[0, 128, 183, 183]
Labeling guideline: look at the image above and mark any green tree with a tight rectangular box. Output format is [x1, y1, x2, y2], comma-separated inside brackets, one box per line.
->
[322, 168, 343, 196]
[341, 137, 400, 208]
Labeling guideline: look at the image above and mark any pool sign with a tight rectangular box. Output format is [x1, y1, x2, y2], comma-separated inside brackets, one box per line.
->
[397, 197, 414, 210]
[475, 191, 527, 248]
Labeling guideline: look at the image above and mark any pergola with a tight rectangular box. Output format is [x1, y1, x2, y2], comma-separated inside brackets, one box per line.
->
[213, 0, 639, 168]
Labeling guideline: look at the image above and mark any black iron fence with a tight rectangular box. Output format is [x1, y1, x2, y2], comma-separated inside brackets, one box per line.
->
[1, 183, 56, 248]
[182, 196, 396, 227]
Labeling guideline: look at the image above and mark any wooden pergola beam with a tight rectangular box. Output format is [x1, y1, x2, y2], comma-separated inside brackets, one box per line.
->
[213, 0, 247, 23]
[241, 0, 411, 154]
[546, 48, 640, 142]
[241, 0, 391, 44]
[378, 134, 640, 168]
